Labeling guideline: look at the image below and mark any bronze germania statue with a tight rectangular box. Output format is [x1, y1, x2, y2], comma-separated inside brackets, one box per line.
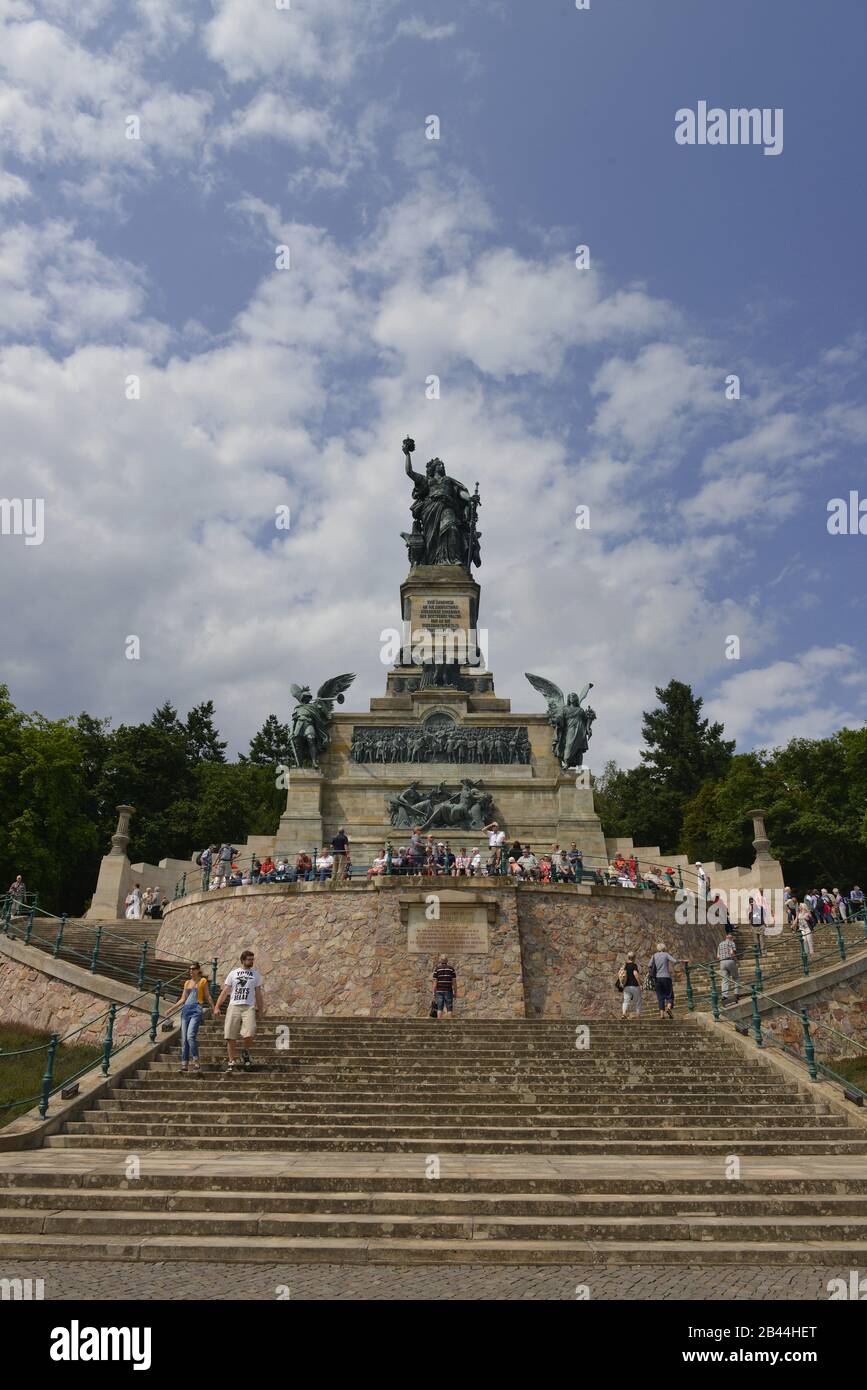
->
[525, 674, 596, 770]
[400, 436, 481, 570]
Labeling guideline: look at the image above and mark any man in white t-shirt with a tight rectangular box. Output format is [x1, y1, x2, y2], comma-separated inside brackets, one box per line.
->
[213, 950, 265, 1072]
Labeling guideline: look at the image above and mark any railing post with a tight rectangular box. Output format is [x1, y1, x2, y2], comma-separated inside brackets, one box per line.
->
[24, 904, 35, 944]
[90, 924, 103, 974]
[211, 959, 218, 996]
[708, 963, 720, 1021]
[385, 845, 393, 877]
[137, 941, 149, 990]
[53, 913, 67, 959]
[150, 980, 163, 1042]
[752, 941, 764, 991]
[39, 1033, 59, 1119]
[677, 865, 684, 890]
[683, 960, 695, 1012]
[181, 872, 187, 899]
[101, 1003, 117, 1076]
[835, 921, 847, 962]
[749, 983, 764, 1047]
[800, 1007, 818, 1081]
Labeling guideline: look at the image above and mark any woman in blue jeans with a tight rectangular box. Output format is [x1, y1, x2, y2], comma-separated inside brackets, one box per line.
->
[166, 963, 214, 1072]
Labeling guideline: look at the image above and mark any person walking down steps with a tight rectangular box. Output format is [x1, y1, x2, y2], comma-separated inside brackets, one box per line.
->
[213, 950, 265, 1072]
[165, 962, 214, 1073]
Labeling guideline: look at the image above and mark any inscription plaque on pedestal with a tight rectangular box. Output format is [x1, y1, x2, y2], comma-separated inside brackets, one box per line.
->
[401, 892, 495, 953]
[407, 914, 489, 954]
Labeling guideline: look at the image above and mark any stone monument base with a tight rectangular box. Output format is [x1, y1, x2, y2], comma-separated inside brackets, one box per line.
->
[157, 878, 718, 1019]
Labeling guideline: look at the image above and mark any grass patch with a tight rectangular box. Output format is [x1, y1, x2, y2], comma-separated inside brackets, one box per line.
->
[0, 1023, 102, 1127]
[830, 1054, 867, 1093]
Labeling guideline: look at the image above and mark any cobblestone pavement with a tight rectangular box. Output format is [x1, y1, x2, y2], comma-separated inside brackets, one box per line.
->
[0, 1262, 840, 1301]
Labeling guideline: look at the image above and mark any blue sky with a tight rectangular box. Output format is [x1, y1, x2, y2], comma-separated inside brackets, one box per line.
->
[1, 0, 865, 766]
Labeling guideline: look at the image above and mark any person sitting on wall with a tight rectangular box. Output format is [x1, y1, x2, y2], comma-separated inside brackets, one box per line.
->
[517, 846, 539, 881]
[294, 852, 312, 882]
[538, 854, 552, 883]
[260, 857, 276, 881]
[369, 849, 388, 877]
[316, 849, 333, 882]
[663, 867, 677, 890]
[555, 849, 573, 882]
[453, 847, 471, 877]
[469, 848, 482, 878]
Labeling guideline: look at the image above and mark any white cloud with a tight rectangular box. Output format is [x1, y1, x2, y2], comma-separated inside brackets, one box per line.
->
[707, 646, 867, 747]
[0, 219, 162, 347]
[0, 168, 30, 202]
[203, 0, 396, 84]
[395, 19, 457, 41]
[218, 93, 333, 152]
[374, 247, 673, 378]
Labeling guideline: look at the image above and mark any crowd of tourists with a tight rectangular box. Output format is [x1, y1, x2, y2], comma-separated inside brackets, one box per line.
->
[123, 884, 164, 919]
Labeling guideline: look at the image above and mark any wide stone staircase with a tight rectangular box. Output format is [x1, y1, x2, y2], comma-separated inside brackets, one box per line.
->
[689, 914, 867, 1007]
[1, 915, 188, 998]
[2, 1016, 866, 1265]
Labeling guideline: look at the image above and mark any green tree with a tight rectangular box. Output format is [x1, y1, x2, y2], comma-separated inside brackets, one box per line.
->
[185, 701, 227, 764]
[246, 714, 292, 767]
[640, 679, 735, 798]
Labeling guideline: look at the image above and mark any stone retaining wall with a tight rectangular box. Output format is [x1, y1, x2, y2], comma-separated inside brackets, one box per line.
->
[0, 956, 146, 1046]
[157, 880, 719, 1019]
[755, 963, 867, 1064]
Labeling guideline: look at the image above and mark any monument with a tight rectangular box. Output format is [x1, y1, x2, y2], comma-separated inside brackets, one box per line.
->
[86, 434, 786, 924]
[270, 436, 607, 864]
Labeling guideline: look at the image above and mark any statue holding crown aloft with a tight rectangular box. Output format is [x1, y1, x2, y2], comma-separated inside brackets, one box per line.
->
[400, 436, 481, 571]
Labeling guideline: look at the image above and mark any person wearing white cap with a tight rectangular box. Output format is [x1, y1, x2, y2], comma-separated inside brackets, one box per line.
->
[695, 862, 709, 898]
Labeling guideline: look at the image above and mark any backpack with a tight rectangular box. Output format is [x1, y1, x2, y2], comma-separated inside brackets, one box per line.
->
[195, 851, 203, 866]
[615, 965, 628, 993]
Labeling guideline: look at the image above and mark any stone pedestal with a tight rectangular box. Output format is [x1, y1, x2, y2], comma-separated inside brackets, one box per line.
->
[276, 769, 325, 856]
[553, 776, 608, 865]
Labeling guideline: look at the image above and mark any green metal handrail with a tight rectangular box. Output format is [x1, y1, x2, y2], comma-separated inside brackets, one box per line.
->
[739, 988, 867, 1102]
[684, 908, 867, 1010]
[0, 967, 188, 1122]
[0, 895, 214, 989]
[172, 846, 705, 899]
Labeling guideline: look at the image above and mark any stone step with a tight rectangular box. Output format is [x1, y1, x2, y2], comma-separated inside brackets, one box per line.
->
[47, 1128, 867, 1150]
[5, 1168, 866, 1195]
[4, 1187, 867, 1218]
[88, 1105, 844, 1130]
[96, 1098, 825, 1118]
[5, 1206, 867, 1243]
[112, 1085, 808, 1105]
[2, 1232, 867, 1266]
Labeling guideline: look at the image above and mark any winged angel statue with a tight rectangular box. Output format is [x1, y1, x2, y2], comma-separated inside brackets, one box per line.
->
[289, 674, 356, 770]
[525, 674, 596, 770]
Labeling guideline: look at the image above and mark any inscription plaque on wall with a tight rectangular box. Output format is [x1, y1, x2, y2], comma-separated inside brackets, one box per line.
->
[406, 905, 490, 954]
